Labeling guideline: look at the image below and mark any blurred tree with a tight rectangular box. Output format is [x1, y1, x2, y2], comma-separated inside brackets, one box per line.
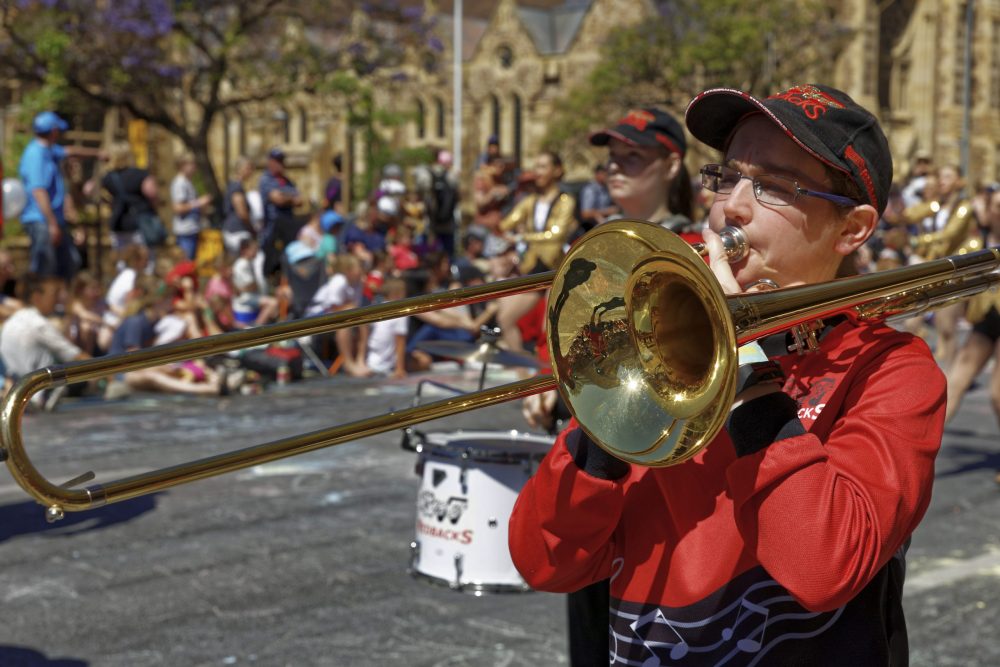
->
[542, 0, 852, 156]
[0, 0, 432, 201]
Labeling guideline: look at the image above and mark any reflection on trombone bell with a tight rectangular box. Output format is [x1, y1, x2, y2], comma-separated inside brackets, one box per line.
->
[1, 220, 998, 521]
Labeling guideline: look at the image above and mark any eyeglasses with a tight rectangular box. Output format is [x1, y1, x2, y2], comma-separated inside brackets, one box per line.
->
[699, 163, 860, 208]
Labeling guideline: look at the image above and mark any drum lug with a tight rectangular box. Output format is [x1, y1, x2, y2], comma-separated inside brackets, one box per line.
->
[460, 451, 469, 494]
[409, 541, 420, 568]
[452, 553, 464, 590]
[401, 427, 427, 453]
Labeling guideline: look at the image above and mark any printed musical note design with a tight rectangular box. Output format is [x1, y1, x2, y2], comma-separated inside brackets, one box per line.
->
[614, 577, 844, 665]
[720, 598, 769, 653]
[628, 602, 770, 666]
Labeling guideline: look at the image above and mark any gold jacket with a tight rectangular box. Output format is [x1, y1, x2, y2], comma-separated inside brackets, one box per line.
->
[905, 199, 977, 260]
[500, 191, 578, 272]
[965, 288, 1000, 325]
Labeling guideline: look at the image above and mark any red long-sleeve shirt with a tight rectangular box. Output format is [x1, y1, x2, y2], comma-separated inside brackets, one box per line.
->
[509, 319, 944, 665]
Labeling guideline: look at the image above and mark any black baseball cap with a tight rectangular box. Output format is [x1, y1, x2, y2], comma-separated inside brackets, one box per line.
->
[685, 84, 892, 215]
[267, 147, 286, 163]
[590, 108, 686, 156]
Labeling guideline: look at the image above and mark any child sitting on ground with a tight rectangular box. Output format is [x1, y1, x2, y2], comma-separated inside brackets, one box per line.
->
[308, 254, 370, 377]
[232, 237, 279, 327]
[68, 271, 115, 355]
[107, 275, 243, 397]
[365, 278, 410, 379]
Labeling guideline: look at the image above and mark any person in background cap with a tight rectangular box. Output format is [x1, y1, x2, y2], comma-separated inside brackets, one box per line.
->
[375, 194, 401, 241]
[452, 225, 489, 279]
[526, 106, 696, 666]
[477, 133, 502, 169]
[18, 111, 104, 280]
[293, 207, 341, 261]
[590, 107, 696, 236]
[511, 84, 945, 665]
[258, 146, 303, 277]
[319, 210, 344, 256]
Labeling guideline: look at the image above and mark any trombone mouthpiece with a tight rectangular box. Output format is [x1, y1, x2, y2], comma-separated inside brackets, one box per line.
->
[693, 226, 749, 263]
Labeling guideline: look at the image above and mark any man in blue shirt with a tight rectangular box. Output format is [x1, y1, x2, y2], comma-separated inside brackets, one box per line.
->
[577, 162, 617, 231]
[258, 147, 303, 277]
[18, 111, 103, 281]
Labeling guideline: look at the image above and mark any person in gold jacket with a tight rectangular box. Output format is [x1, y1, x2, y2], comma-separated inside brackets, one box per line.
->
[946, 185, 1000, 484]
[499, 151, 577, 273]
[901, 164, 976, 367]
[495, 151, 577, 352]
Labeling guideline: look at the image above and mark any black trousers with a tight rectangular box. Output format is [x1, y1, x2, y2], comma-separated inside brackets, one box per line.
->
[548, 396, 609, 666]
[568, 580, 610, 666]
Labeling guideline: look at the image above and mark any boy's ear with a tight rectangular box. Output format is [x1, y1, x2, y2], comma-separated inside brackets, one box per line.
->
[835, 204, 878, 256]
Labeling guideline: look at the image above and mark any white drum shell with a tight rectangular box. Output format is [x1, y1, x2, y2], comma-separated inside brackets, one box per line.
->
[409, 430, 553, 594]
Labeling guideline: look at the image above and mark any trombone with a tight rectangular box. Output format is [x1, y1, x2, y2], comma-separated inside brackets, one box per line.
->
[2, 220, 998, 520]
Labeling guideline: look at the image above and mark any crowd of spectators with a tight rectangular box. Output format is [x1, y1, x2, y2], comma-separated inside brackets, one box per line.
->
[4, 124, 999, 414]
[1, 136, 576, 409]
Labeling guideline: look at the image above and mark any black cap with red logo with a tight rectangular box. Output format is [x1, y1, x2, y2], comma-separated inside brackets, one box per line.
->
[685, 84, 892, 215]
[590, 108, 686, 157]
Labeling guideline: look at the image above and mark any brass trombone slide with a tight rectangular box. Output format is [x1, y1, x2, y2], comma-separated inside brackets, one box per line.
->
[1, 220, 998, 520]
[0, 271, 555, 522]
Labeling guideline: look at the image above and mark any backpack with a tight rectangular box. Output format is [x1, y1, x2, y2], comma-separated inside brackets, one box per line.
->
[428, 170, 458, 232]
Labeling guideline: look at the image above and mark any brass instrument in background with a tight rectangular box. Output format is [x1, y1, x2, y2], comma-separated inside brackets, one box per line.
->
[2, 220, 998, 521]
[906, 199, 979, 260]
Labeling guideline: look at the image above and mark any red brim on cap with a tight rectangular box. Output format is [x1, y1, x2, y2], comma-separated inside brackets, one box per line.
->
[589, 127, 683, 156]
[589, 128, 639, 147]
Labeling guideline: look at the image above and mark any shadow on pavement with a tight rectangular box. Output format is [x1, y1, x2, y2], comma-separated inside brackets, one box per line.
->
[936, 442, 1000, 478]
[0, 494, 159, 544]
[0, 646, 87, 666]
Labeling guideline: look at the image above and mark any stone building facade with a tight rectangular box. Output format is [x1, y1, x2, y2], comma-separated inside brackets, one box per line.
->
[883, 0, 1000, 182]
[198, 0, 1000, 210]
[202, 0, 656, 204]
[4, 0, 1000, 220]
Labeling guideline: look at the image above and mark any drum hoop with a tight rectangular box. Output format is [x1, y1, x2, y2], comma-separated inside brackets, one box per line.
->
[422, 430, 554, 463]
[408, 567, 532, 595]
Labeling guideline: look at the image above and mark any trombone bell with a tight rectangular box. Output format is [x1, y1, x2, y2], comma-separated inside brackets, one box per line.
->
[549, 220, 1000, 466]
[547, 221, 736, 465]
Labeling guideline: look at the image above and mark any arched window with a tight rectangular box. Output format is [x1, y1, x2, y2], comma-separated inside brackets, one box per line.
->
[222, 111, 232, 183]
[274, 107, 290, 145]
[298, 106, 309, 144]
[512, 93, 522, 167]
[423, 52, 438, 74]
[415, 98, 426, 139]
[490, 94, 501, 142]
[497, 45, 514, 69]
[435, 97, 446, 139]
[236, 108, 246, 156]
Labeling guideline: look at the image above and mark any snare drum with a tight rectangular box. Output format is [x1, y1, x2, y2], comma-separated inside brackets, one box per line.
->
[408, 429, 554, 594]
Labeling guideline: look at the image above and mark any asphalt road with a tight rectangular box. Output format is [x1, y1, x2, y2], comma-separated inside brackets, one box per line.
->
[0, 361, 998, 667]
